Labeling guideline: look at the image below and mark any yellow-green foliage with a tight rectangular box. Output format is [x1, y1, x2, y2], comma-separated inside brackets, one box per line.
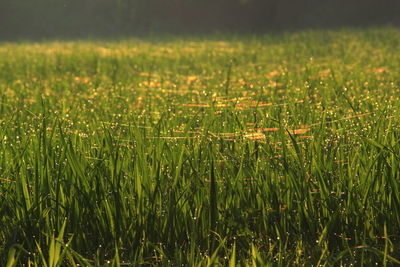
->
[0, 28, 400, 266]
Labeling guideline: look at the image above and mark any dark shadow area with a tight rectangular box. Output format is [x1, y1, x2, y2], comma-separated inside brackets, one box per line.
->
[0, 0, 399, 41]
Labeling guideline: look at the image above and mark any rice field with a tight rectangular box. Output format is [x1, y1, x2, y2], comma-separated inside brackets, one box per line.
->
[0, 27, 400, 266]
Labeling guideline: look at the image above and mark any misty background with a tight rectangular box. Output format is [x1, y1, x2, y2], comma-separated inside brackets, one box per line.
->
[0, 0, 399, 40]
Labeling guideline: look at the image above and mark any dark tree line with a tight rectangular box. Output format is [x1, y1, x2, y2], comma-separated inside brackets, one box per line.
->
[0, 0, 399, 40]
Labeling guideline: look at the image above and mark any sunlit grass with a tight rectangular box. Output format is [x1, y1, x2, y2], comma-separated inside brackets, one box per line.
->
[1, 27, 400, 266]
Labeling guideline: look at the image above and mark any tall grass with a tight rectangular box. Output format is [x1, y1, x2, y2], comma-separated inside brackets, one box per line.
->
[0, 27, 400, 266]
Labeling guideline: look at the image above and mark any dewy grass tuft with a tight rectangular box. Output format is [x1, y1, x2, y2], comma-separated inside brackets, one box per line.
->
[0, 27, 400, 265]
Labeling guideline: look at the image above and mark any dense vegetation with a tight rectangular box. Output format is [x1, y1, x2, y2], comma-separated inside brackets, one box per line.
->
[1, 28, 400, 266]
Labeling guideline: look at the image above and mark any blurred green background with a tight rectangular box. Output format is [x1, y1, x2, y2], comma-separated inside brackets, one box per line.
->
[0, 0, 399, 40]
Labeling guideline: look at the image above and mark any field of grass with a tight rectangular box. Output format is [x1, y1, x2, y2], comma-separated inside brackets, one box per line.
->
[0, 27, 399, 266]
